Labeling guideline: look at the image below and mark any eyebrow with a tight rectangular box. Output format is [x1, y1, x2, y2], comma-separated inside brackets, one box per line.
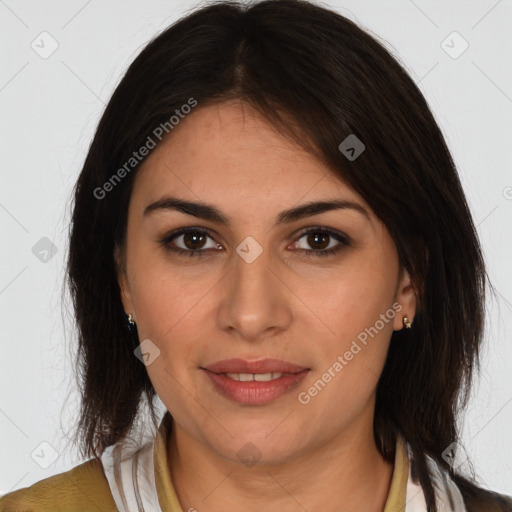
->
[143, 196, 371, 225]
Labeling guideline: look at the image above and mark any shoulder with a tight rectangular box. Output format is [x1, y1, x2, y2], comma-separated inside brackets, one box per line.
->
[0, 458, 117, 512]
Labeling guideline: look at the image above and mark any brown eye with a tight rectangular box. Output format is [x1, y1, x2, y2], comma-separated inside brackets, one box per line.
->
[306, 232, 330, 250]
[181, 231, 208, 250]
[292, 228, 351, 258]
[159, 227, 221, 257]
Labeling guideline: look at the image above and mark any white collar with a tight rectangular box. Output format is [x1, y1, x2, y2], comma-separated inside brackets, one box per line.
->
[100, 418, 467, 512]
[405, 444, 467, 511]
[101, 432, 160, 512]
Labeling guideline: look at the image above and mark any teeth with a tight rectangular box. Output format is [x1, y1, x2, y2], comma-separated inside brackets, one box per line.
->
[225, 372, 284, 382]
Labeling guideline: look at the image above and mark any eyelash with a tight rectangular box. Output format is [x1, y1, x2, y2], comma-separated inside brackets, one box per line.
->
[158, 226, 351, 259]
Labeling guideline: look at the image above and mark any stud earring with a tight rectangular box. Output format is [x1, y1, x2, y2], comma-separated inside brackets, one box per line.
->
[125, 312, 136, 331]
[403, 316, 412, 329]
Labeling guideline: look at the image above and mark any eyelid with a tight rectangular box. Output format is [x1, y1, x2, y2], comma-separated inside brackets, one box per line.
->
[159, 226, 221, 251]
[159, 225, 351, 256]
[293, 225, 351, 245]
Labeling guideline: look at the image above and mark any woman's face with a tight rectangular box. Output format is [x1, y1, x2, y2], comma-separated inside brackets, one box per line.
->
[117, 100, 416, 465]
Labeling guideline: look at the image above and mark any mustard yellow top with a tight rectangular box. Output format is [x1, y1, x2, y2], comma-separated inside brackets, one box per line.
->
[0, 414, 409, 511]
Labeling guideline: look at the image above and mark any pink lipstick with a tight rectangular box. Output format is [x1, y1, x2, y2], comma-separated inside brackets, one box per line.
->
[201, 358, 310, 405]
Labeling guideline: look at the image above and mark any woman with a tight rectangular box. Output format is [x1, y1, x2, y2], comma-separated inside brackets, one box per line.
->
[1, 1, 510, 511]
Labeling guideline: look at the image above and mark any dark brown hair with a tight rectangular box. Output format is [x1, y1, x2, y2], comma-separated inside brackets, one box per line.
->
[66, 1, 509, 510]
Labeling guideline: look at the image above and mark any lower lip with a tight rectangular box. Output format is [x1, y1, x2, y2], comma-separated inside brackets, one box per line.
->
[202, 369, 310, 405]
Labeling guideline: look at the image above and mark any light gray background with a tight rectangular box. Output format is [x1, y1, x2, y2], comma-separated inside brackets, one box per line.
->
[1, 0, 511, 497]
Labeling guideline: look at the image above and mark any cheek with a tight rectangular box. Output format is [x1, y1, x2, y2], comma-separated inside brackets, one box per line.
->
[128, 246, 213, 338]
[297, 260, 396, 401]
[305, 258, 397, 343]
[297, 310, 393, 432]
[133, 275, 208, 414]
[128, 259, 221, 392]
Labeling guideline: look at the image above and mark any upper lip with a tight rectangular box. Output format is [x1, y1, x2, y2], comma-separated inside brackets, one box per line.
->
[202, 358, 310, 374]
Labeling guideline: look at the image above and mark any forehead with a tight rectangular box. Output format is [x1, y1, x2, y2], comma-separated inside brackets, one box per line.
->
[131, 101, 370, 218]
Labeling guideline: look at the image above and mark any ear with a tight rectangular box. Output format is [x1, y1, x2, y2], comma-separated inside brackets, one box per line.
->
[393, 267, 417, 331]
[114, 244, 136, 321]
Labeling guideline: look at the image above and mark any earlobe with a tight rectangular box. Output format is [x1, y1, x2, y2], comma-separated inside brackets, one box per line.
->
[114, 244, 135, 319]
[393, 267, 417, 331]
[118, 273, 133, 313]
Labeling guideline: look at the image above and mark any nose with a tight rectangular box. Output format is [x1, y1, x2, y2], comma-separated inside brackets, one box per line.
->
[216, 242, 293, 342]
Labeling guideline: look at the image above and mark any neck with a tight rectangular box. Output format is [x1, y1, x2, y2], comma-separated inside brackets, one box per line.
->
[167, 408, 395, 512]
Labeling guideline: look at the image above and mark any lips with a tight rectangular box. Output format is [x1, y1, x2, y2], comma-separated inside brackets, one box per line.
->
[202, 358, 309, 375]
[201, 358, 311, 405]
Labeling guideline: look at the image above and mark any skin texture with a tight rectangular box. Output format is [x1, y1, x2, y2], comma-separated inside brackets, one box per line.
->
[116, 100, 417, 512]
